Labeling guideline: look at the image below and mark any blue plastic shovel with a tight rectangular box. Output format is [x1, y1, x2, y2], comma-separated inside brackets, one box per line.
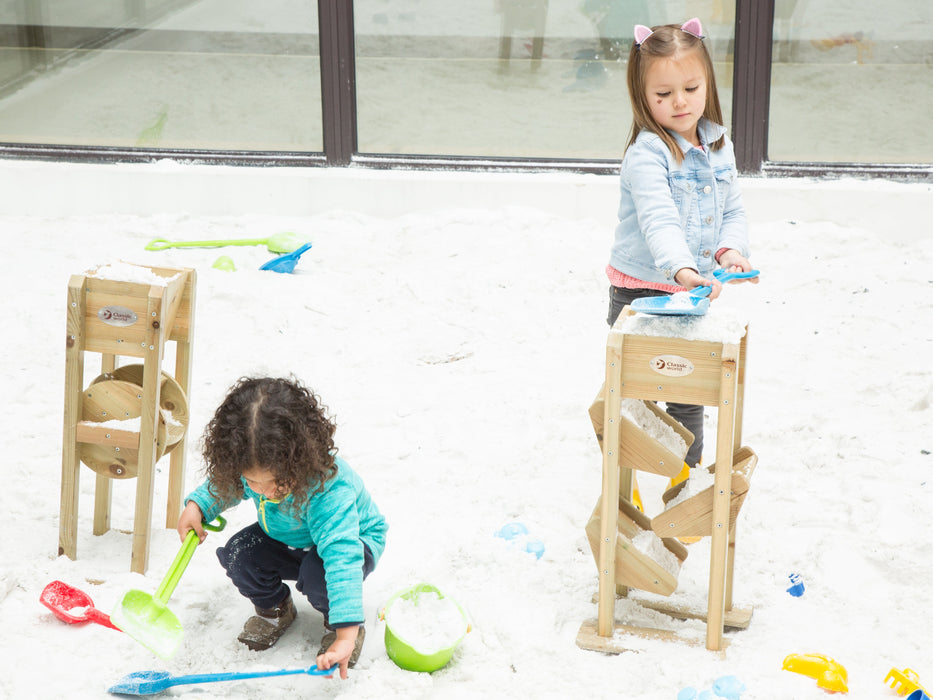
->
[260, 242, 313, 274]
[107, 664, 334, 695]
[631, 269, 760, 316]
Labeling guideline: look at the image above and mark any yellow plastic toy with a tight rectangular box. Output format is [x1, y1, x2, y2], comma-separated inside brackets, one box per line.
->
[885, 668, 927, 696]
[782, 653, 849, 693]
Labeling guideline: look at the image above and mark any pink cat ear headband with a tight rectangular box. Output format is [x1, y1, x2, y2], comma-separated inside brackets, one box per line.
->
[634, 18, 704, 47]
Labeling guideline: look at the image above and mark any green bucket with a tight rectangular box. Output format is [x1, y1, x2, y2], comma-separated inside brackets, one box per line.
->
[381, 583, 469, 673]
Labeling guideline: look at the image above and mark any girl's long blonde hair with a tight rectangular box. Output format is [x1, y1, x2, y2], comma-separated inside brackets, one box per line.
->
[625, 23, 724, 163]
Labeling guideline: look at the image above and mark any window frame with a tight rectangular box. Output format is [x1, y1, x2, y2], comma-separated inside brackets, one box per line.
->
[0, 0, 929, 180]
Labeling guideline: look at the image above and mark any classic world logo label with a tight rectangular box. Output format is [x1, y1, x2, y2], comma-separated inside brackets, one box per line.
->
[649, 354, 694, 377]
[97, 305, 138, 327]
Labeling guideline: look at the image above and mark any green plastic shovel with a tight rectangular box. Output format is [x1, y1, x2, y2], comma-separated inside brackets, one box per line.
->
[145, 232, 306, 254]
[111, 517, 225, 659]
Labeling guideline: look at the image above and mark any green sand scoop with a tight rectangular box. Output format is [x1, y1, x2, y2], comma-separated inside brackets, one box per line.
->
[145, 232, 306, 254]
[111, 517, 225, 659]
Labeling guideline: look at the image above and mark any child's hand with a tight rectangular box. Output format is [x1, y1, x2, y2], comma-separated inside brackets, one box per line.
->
[717, 250, 758, 283]
[674, 267, 723, 300]
[316, 626, 359, 680]
[176, 501, 207, 543]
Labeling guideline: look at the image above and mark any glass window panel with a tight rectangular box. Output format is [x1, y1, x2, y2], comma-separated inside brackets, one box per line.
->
[769, 0, 933, 164]
[0, 0, 322, 152]
[354, 1, 734, 160]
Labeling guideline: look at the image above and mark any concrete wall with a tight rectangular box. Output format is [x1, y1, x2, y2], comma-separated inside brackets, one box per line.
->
[2, 159, 930, 238]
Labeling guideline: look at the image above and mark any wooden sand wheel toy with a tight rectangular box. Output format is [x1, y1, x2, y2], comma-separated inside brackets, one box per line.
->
[576, 305, 759, 653]
[60, 262, 196, 574]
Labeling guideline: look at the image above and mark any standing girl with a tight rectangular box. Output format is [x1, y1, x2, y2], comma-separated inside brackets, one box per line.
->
[606, 18, 756, 487]
[177, 376, 387, 679]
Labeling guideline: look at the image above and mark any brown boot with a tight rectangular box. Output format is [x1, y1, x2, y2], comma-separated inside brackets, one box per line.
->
[237, 592, 297, 651]
[317, 625, 366, 668]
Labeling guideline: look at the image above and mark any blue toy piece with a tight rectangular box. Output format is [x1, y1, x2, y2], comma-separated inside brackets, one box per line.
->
[677, 689, 713, 700]
[495, 522, 529, 540]
[712, 675, 746, 699]
[495, 522, 545, 559]
[786, 573, 805, 597]
[907, 691, 932, 700]
[260, 242, 312, 274]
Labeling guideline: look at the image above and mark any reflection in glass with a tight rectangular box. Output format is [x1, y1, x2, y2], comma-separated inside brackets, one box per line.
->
[769, 0, 933, 163]
[0, 1, 322, 152]
[355, 1, 735, 160]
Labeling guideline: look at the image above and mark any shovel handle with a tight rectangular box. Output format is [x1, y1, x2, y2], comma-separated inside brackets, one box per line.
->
[87, 606, 122, 631]
[145, 237, 270, 251]
[153, 516, 226, 603]
[691, 269, 761, 297]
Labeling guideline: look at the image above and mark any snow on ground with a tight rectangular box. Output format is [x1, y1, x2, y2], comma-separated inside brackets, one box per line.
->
[0, 172, 931, 699]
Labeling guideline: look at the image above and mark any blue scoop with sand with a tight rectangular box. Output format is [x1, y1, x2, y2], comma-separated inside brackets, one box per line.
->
[631, 269, 760, 316]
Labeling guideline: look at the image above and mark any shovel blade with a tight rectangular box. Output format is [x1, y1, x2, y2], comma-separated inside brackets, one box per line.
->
[111, 590, 183, 659]
[260, 243, 312, 273]
[108, 670, 175, 695]
[631, 293, 710, 316]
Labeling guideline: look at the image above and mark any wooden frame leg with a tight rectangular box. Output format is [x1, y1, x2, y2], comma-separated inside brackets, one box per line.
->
[597, 329, 625, 636]
[92, 353, 116, 536]
[130, 292, 165, 574]
[59, 277, 85, 560]
[165, 340, 191, 529]
[706, 343, 739, 650]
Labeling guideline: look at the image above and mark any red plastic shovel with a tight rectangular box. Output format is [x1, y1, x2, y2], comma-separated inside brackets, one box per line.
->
[40, 580, 121, 631]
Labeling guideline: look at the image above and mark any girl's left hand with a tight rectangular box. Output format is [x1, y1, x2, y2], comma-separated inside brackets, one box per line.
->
[717, 250, 758, 282]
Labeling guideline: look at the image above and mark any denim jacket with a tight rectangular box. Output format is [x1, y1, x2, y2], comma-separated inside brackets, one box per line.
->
[608, 119, 749, 285]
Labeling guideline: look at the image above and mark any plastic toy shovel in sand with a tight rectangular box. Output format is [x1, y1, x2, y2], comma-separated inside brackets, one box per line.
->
[260, 242, 312, 274]
[782, 653, 848, 693]
[40, 580, 121, 631]
[111, 517, 225, 659]
[145, 232, 307, 254]
[631, 269, 760, 316]
[107, 664, 334, 696]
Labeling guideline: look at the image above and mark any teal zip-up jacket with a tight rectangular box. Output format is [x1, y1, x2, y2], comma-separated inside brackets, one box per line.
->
[185, 455, 387, 626]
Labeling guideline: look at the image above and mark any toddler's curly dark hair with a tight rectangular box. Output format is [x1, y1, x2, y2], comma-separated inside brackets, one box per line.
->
[201, 376, 338, 511]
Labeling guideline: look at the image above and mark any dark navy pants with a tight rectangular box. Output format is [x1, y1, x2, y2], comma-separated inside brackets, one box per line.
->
[608, 285, 704, 467]
[216, 523, 375, 625]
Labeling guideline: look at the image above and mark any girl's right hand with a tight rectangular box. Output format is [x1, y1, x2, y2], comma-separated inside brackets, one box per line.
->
[176, 501, 207, 543]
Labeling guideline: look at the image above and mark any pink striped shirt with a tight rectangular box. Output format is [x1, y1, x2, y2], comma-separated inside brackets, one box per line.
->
[606, 264, 684, 293]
